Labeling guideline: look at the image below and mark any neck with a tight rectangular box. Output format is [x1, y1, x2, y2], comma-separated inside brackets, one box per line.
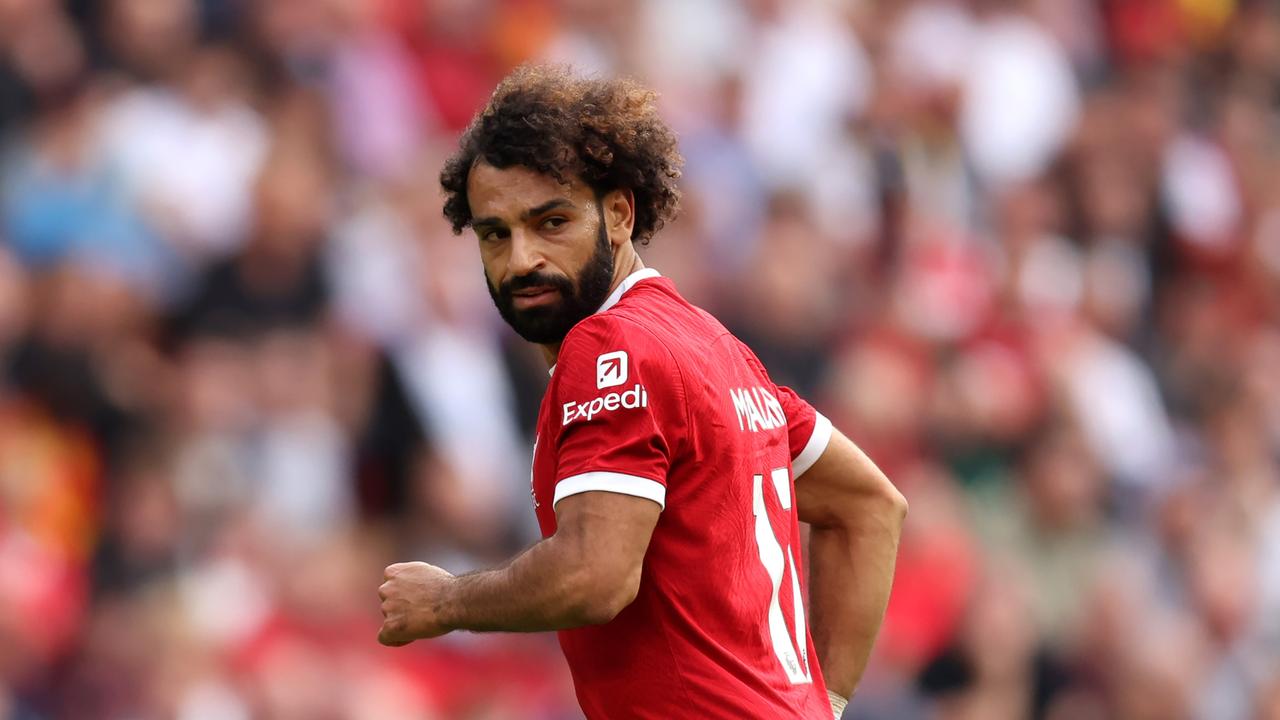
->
[539, 251, 645, 367]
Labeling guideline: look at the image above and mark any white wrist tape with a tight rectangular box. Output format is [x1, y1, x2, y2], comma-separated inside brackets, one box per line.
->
[828, 689, 849, 719]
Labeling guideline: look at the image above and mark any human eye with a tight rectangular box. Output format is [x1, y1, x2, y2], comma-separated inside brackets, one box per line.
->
[478, 227, 507, 243]
[540, 216, 568, 231]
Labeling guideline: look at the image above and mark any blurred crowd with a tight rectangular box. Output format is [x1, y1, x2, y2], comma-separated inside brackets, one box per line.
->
[1, 0, 1279, 718]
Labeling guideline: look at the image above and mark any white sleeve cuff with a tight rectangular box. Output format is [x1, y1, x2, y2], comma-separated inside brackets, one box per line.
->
[553, 472, 667, 509]
[792, 413, 833, 478]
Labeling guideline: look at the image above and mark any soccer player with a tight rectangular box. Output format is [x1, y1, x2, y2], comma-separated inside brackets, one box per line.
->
[377, 65, 907, 720]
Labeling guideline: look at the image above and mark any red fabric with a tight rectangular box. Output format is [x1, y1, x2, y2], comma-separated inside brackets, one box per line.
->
[531, 276, 832, 719]
[879, 523, 976, 671]
[237, 613, 570, 715]
[773, 384, 821, 462]
[1103, 0, 1183, 64]
[414, 45, 497, 131]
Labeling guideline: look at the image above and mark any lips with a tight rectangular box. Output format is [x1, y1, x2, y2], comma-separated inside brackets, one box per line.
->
[511, 286, 559, 309]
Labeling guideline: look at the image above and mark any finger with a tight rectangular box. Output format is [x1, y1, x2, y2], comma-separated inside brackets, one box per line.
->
[378, 582, 390, 601]
[377, 623, 412, 647]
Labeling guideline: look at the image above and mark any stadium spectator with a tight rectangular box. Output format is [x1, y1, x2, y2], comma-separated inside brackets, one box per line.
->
[1, 0, 1278, 718]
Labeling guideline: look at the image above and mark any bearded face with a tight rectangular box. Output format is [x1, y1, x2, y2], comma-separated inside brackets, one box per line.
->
[468, 161, 621, 344]
[485, 210, 614, 344]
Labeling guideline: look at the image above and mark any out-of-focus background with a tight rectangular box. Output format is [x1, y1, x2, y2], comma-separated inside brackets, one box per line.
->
[0, 0, 1278, 718]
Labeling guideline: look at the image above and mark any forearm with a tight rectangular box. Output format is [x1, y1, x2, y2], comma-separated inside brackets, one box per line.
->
[438, 536, 608, 633]
[809, 494, 905, 698]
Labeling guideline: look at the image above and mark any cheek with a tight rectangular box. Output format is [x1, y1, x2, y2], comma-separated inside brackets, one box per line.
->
[479, 246, 506, 284]
[556, 229, 602, 275]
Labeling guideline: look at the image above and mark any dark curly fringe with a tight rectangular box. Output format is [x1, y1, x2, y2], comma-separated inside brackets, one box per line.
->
[440, 64, 683, 245]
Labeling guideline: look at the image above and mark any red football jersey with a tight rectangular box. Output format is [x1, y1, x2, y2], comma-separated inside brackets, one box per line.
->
[531, 269, 835, 719]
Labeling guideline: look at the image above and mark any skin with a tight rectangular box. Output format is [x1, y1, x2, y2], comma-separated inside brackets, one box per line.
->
[471, 161, 642, 361]
[378, 161, 907, 704]
[798, 430, 907, 698]
[379, 161, 658, 643]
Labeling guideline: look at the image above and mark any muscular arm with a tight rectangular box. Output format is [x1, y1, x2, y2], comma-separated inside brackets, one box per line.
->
[379, 491, 660, 641]
[796, 428, 907, 700]
[448, 492, 659, 631]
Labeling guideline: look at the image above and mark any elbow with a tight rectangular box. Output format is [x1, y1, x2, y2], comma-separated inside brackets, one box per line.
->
[833, 475, 908, 532]
[873, 480, 909, 537]
[883, 482, 909, 527]
[867, 474, 908, 527]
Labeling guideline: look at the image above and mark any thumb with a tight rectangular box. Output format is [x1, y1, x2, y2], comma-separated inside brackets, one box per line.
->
[378, 622, 413, 647]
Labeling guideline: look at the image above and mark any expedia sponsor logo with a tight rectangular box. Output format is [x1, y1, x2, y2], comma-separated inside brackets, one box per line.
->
[596, 351, 628, 389]
[563, 384, 649, 425]
[729, 386, 786, 432]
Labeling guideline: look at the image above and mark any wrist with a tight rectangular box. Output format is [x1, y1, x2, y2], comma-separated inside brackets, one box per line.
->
[425, 574, 462, 635]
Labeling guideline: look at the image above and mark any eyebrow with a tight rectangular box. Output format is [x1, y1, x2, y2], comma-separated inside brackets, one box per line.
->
[472, 199, 576, 230]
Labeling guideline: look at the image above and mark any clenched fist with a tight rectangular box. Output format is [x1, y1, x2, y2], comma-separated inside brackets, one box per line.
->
[377, 561, 456, 646]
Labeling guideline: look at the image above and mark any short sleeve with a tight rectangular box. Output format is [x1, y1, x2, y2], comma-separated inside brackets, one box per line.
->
[549, 316, 686, 510]
[774, 385, 832, 477]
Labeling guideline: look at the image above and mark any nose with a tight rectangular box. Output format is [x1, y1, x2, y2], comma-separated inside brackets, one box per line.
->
[507, 228, 545, 278]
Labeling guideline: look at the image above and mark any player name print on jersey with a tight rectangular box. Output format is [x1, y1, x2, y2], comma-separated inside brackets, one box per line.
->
[531, 272, 834, 718]
[729, 386, 787, 433]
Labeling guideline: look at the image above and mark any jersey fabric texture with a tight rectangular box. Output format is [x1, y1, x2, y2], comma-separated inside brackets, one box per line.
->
[531, 268, 835, 719]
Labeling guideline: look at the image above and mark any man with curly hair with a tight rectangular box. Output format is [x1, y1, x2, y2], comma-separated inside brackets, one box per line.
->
[377, 65, 907, 720]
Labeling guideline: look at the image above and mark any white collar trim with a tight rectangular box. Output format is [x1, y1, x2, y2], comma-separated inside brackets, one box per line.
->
[548, 267, 661, 376]
[596, 267, 661, 315]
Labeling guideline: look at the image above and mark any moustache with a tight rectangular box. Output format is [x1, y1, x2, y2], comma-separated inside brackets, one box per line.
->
[501, 271, 575, 298]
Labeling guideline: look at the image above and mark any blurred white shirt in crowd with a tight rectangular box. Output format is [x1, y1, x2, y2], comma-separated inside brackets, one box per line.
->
[961, 13, 1080, 186]
[329, 31, 426, 181]
[395, 326, 527, 541]
[890, 0, 977, 94]
[96, 86, 268, 259]
[1162, 134, 1243, 250]
[739, 0, 871, 191]
[636, 0, 750, 96]
[253, 410, 354, 538]
[328, 194, 424, 346]
[1060, 329, 1176, 490]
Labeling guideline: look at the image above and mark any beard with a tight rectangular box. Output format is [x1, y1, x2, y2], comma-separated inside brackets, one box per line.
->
[486, 215, 615, 344]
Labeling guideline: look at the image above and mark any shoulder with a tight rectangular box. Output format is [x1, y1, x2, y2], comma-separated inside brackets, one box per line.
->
[559, 311, 676, 372]
[552, 311, 689, 412]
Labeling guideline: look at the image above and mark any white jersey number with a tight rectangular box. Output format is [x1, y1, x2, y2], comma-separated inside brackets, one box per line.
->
[752, 467, 812, 685]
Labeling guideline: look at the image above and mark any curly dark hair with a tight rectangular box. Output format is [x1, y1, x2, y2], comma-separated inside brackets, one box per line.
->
[440, 64, 683, 244]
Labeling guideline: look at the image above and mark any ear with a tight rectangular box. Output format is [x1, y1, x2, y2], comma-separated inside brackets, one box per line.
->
[602, 189, 636, 249]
